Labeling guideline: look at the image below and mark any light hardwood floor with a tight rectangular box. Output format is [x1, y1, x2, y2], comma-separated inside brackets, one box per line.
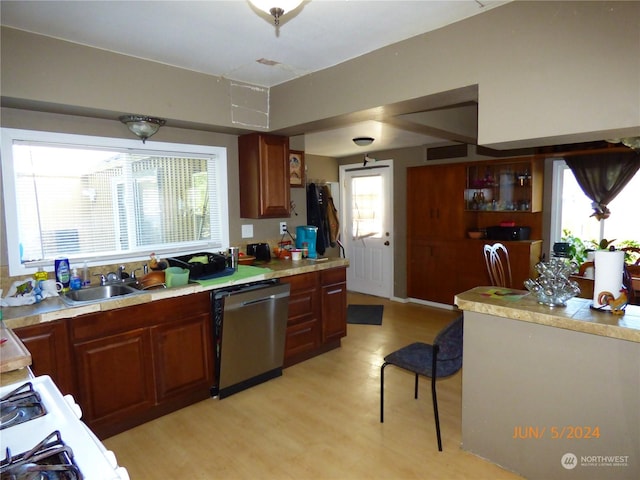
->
[104, 292, 523, 479]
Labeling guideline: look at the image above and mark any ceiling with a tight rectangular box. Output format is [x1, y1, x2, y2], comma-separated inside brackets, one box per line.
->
[0, 0, 509, 157]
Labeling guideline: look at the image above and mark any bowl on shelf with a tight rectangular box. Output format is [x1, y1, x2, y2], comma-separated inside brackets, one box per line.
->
[467, 230, 485, 239]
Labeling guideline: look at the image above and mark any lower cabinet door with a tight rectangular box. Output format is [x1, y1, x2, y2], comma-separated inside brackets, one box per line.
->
[14, 320, 75, 395]
[151, 314, 214, 402]
[285, 318, 321, 360]
[73, 328, 155, 429]
[321, 269, 347, 343]
[408, 240, 458, 304]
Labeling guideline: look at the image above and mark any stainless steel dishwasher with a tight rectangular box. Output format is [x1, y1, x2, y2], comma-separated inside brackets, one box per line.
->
[211, 280, 290, 399]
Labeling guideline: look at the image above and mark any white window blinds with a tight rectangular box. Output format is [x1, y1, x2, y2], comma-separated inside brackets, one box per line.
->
[2, 129, 228, 274]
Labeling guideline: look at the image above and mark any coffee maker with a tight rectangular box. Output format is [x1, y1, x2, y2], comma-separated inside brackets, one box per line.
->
[295, 225, 318, 259]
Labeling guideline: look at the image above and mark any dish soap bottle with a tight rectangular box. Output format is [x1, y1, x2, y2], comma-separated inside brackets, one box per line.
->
[70, 268, 82, 291]
[55, 258, 71, 291]
[34, 267, 48, 283]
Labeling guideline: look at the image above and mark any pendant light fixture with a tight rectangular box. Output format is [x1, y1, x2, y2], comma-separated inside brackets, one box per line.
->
[248, 0, 303, 26]
[119, 115, 166, 143]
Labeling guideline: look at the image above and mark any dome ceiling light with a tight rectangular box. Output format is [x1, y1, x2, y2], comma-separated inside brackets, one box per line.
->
[353, 136, 375, 147]
[248, 0, 304, 26]
[119, 115, 166, 143]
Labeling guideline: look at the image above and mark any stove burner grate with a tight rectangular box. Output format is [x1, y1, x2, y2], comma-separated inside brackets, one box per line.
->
[0, 431, 83, 480]
[0, 382, 46, 430]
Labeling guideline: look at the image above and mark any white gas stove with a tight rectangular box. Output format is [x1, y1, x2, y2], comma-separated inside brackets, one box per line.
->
[0, 375, 129, 479]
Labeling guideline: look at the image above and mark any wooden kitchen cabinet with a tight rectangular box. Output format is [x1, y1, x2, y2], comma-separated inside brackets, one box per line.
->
[73, 327, 155, 433]
[320, 267, 347, 344]
[152, 313, 214, 402]
[407, 239, 458, 305]
[238, 133, 290, 218]
[282, 266, 347, 367]
[281, 272, 321, 367]
[14, 319, 75, 395]
[408, 239, 542, 304]
[70, 292, 214, 438]
[407, 163, 466, 303]
[407, 163, 466, 240]
[407, 157, 545, 305]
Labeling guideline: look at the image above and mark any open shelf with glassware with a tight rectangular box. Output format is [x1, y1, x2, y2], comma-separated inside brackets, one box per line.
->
[464, 157, 543, 213]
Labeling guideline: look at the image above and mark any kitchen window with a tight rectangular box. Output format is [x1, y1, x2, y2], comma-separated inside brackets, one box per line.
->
[551, 159, 640, 247]
[1, 128, 229, 276]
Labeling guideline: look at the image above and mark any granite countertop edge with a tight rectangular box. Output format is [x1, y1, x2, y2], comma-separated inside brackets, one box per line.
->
[455, 286, 640, 343]
[2, 258, 349, 330]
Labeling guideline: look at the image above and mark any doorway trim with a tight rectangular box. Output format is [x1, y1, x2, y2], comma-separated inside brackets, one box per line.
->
[339, 160, 394, 299]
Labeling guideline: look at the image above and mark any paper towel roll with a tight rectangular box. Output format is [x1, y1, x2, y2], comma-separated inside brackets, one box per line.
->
[592, 250, 625, 307]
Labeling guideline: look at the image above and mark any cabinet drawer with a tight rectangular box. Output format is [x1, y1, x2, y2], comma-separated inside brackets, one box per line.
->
[282, 271, 319, 292]
[285, 318, 321, 357]
[321, 267, 346, 285]
[287, 291, 318, 326]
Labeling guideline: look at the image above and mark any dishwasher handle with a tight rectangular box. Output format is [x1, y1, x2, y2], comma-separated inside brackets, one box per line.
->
[220, 282, 290, 311]
[241, 291, 289, 306]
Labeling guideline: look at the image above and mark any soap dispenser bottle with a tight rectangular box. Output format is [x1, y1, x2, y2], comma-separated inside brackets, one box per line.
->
[34, 267, 48, 283]
[70, 268, 82, 291]
[82, 261, 90, 286]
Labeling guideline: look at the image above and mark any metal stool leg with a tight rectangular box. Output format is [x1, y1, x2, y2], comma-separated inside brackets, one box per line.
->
[380, 362, 387, 423]
[431, 375, 442, 451]
[431, 348, 443, 452]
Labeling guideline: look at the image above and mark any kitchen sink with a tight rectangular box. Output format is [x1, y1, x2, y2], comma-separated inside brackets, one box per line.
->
[61, 284, 141, 305]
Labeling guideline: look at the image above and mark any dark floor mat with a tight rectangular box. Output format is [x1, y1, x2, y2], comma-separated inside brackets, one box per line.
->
[347, 304, 383, 325]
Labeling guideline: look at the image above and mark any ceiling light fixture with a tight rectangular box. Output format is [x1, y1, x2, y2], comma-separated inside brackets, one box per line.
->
[353, 136, 375, 147]
[248, 0, 303, 26]
[119, 115, 166, 143]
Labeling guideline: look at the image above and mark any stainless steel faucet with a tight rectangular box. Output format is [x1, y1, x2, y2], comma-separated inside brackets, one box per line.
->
[117, 265, 127, 279]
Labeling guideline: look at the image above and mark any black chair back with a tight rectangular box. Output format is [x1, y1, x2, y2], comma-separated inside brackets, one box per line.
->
[433, 315, 463, 377]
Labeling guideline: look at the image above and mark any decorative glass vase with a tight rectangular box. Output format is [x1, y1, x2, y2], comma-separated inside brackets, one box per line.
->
[524, 257, 581, 307]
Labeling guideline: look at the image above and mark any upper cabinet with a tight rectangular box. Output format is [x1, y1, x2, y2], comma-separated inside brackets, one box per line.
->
[464, 157, 543, 213]
[238, 133, 290, 218]
[407, 163, 467, 240]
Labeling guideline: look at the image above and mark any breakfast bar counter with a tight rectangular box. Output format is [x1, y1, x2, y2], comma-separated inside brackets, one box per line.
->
[454, 287, 639, 480]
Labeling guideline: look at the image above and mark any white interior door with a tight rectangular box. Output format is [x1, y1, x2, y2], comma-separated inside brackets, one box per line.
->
[339, 160, 393, 298]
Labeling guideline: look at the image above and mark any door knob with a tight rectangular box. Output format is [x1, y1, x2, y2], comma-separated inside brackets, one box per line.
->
[384, 241, 390, 246]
